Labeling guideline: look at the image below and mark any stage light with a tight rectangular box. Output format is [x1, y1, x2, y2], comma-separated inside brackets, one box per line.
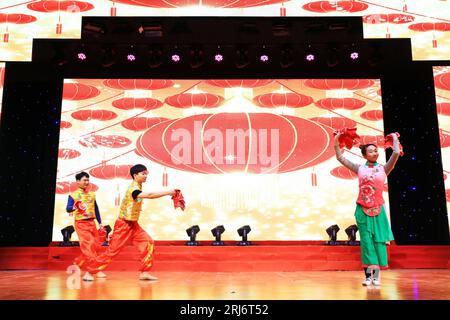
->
[304, 45, 316, 62]
[326, 224, 340, 245]
[170, 46, 183, 63]
[368, 45, 383, 67]
[345, 224, 359, 246]
[214, 45, 224, 63]
[147, 45, 163, 68]
[237, 225, 252, 246]
[189, 46, 204, 69]
[259, 46, 269, 63]
[171, 54, 181, 63]
[260, 54, 269, 63]
[60, 226, 76, 247]
[100, 46, 117, 68]
[306, 54, 315, 62]
[82, 22, 106, 37]
[125, 45, 137, 62]
[51, 46, 68, 67]
[350, 51, 359, 60]
[77, 52, 87, 61]
[138, 23, 163, 38]
[326, 47, 340, 67]
[186, 225, 200, 246]
[211, 225, 225, 246]
[235, 46, 250, 69]
[280, 46, 294, 68]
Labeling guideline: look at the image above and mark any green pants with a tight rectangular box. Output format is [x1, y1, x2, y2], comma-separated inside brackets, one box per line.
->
[355, 204, 395, 267]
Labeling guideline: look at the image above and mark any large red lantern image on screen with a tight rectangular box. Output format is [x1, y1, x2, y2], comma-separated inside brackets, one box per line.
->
[136, 112, 336, 174]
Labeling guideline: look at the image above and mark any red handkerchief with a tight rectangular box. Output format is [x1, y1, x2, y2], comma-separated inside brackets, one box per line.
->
[384, 132, 404, 156]
[172, 189, 185, 211]
[334, 127, 360, 150]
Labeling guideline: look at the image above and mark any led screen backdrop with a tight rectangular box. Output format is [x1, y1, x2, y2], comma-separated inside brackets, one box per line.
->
[53, 78, 390, 241]
[0, 62, 4, 120]
[433, 66, 450, 229]
[1, 0, 449, 62]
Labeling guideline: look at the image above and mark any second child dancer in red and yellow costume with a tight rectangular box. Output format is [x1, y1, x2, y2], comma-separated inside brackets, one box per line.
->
[85, 164, 180, 281]
[66, 172, 107, 281]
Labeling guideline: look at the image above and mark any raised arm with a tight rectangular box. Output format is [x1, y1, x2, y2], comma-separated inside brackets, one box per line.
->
[334, 133, 360, 174]
[136, 189, 177, 200]
[384, 133, 400, 175]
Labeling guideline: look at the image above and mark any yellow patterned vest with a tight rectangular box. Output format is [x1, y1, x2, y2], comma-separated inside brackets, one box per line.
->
[70, 188, 96, 221]
[119, 181, 143, 221]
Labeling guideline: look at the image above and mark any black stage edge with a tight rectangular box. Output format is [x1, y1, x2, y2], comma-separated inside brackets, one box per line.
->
[0, 300, 449, 318]
[0, 17, 449, 246]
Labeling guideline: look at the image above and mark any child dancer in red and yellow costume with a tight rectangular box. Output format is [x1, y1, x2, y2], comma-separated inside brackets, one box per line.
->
[66, 172, 107, 281]
[84, 164, 179, 281]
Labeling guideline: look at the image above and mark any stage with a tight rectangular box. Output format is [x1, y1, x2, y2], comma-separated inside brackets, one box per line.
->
[0, 242, 449, 272]
[0, 270, 449, 300]
[0, 242, 448, 300]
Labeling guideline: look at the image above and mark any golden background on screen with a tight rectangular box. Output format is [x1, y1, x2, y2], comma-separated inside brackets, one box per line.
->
[53, 78, 390, 241]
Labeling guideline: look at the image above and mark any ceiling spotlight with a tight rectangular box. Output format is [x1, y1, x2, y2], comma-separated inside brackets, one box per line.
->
[100, 46, 117, 68]
[171, 54, 181, 63]
[280, 46, 294, 68]
[82, 22, 106, 38]
[235, 46, 250, 69]
[189, 46, 204, 69]
[304, 45, 316, 62]
[306, 54, 315, 61]
[77, 52, 87, 61]
[326, 47, 340, 67]
[260, 54, 269, 62]
[259, 45, 270, 63]
[51, 46, 69, 67]
[171, 46, 182, 63]
[147, 45, 163, 68]
[350, 51, 359, 60]
[127, 54, 136, 62]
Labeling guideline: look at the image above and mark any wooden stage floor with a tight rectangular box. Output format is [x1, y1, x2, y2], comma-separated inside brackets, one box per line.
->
[0, 269, 449, 300]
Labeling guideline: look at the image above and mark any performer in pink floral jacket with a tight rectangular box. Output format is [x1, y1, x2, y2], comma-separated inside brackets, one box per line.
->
[334, 132, 400, 286]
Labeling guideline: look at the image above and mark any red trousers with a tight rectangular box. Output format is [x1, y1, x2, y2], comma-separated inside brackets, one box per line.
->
[87, 218, 154, 274]
[73, 219, 103, 269]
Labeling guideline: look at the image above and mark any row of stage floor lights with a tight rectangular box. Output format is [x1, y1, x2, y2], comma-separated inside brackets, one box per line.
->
[60, 224, 359, 247]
